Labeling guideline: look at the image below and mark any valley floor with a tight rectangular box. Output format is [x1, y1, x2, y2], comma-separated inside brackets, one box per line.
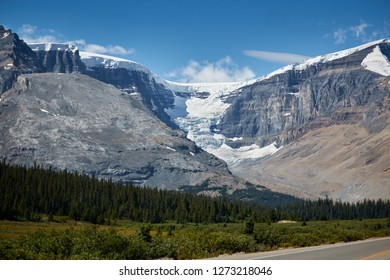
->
[1, 217, 389, 260]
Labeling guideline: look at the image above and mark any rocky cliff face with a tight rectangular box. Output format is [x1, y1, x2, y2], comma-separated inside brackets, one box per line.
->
[29, 43, 87, 74]
[27, 44, 176, 127]
[217, 41, 390, 148]
[84, 65, 176, 127]
[0, 26, 44, 94]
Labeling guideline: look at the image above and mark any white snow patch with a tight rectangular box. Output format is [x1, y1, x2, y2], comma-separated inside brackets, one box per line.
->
[361, 46, 390, 76]
[1, 32, 10, 39]
[189, 151, 195, 156]
[286, 92, 300, 96]
[211, 142, 282, 167]
[4, 63, 13, 70]
[230, 137, 243, 142]
[165, 146, 176, 152]
[40, 108, 50, 114]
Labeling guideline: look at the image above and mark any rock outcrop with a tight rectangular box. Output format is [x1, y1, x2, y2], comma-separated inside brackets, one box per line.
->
[29, 43, 86, 74]
[0, 25, 44, 94]
[84, 64, 176, 127]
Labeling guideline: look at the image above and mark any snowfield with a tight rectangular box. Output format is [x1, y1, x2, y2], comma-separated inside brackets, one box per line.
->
[361, 45, 390, 76]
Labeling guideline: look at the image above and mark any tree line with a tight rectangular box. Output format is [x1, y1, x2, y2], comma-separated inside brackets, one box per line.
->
[0, 161, 267, 224]
[1, 161, 389, 224]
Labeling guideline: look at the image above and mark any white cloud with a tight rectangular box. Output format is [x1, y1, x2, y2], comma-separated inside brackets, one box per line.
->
[17, 24, 134, 56]
[168, 56, 255, 83]
[329, 20, 388, 45]
[334, 28, 348, 44]
[88, 45, 134, 56]
[67, 40, 135, 55]
[351, 21, 369, 38]
[19, 24, 36, 35]
[243, 50, 309, 64]
[18, 24, 58, 43]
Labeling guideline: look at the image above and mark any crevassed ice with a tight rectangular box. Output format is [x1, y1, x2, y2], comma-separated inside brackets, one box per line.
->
[164, 82, 282, 166]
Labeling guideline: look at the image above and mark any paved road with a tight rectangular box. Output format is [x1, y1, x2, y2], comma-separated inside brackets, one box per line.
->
[211, 237, 390, 260]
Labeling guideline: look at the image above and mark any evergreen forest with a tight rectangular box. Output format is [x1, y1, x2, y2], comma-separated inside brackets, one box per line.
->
[1, 161, 389, 225]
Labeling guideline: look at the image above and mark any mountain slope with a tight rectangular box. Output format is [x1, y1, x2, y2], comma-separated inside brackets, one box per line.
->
[232, 109, 390, 201]
[0, 73, 245, 192]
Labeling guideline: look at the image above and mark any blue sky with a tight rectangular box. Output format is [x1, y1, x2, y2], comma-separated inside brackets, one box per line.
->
[2, 0, 390, 82]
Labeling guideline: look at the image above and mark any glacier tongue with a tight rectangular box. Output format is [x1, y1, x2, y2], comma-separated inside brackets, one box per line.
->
[164, 81, 281, 166]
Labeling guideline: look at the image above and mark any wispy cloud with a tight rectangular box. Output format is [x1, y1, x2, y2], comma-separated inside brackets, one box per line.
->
[167, 56, 255, 83]
[351, 21, 369, 38]
[243, 50, 309, 64]
[17, 24, 135, 56]
[19, 24, 36, 35]
[328, 20, 388, 45]
[18, 24, 58, 43]
[333, 28, 348, 44]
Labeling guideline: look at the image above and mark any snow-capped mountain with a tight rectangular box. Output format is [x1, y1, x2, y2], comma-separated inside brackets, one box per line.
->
[162, 39, 390, 169]
[214, 39, 390, 201]
[3, 25, 389, 201]
[27, 38, 390, 177]
[0, 27, 253, 196]
[27, 42, 284, 166]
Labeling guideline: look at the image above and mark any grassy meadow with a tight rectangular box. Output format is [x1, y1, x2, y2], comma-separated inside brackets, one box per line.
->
[1, 216, 389, 259]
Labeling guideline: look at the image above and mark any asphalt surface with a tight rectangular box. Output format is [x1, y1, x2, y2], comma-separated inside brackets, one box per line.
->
[211, 237, 390, 260]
